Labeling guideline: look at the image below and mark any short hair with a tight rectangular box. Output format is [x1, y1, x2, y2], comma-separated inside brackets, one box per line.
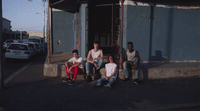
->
[108, 54, 116, 63]
[128, 42, 133, 46]
[72, 49, 78, 54]
[94, 41, 99, 45]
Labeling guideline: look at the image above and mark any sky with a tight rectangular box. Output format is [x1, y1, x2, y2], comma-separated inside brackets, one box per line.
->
[2, 0, 48, 31]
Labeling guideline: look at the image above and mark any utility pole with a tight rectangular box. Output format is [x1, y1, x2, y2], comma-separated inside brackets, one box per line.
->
[43, 0, 46, 53]
[20, 29, 22, 39]
[0, 0, 4, 89]
[28, 0, 46, 53]
[119, 0, 124, 69]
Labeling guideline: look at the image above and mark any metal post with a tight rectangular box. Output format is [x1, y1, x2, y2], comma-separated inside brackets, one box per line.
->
[43, 0, 46, 53]
[0, 0, 4, 89]
[119, 0, 124, 69]
[47, 0, 51, 63]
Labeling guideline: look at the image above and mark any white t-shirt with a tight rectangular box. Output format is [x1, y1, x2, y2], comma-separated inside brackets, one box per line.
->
[91, 49, 101, 61]
[105, 63, 117, 78]
[126, 50, 136, 62]
[68, 57, 83, 69]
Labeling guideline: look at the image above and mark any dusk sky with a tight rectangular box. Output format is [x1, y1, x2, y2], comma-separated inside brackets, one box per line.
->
[2, 0, 48, 31]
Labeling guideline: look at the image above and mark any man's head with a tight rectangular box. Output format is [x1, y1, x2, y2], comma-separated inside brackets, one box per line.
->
[94, 41, 99, 49]
[128, 42, 133, 50]
[108, 54, 115, 63]
[72, 49, 79, 59]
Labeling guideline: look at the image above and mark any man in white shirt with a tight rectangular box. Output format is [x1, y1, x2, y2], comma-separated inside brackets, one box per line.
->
[64, 49, 83, 85]
[123, 42, 140, 85]
[93, 55, 118, 89]
[85, 41, 104, 82]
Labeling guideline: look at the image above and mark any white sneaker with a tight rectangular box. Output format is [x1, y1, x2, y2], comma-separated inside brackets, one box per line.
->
[104, 85, 111, 89]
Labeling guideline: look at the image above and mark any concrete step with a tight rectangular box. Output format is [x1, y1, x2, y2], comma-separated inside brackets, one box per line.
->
[44, 61, 200, 81]
[100, 68, 144, 80]
[147, 67, 200, 79]
[43, 63, 102, 81]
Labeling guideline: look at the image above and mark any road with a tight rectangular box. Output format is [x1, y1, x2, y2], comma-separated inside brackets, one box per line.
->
[4, 53, 45, 79]
[4, 59, 31, 79]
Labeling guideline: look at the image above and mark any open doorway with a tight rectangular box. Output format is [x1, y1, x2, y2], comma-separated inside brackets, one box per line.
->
[88, 0, 120, 55]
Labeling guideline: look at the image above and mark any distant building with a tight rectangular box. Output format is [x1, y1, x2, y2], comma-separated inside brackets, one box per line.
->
[12, 31, 29, 40]
[3, 17, 12, 41]
[2, 18, 29, 41]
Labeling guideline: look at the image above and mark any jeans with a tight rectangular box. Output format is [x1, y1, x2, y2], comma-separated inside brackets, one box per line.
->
[96, 76, 116, 87]
[123, 57, 140, 79]
[86, 59, 103, 73]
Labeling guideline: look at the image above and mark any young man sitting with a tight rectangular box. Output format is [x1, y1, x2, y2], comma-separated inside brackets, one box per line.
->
[64, 49, 83, 85]
[85, 41, 104, 82]
[123, 42, 140, 85]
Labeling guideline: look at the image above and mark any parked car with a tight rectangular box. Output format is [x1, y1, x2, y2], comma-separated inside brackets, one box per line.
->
[5, 39, 18, 47]
[5, 43, 34, 61]
[34, 42, 42, 55]
[28, 36, 44, 52]
[3, 42, 8, 50]
[24, 42, 38, 56]
[17, 39, 27, 43]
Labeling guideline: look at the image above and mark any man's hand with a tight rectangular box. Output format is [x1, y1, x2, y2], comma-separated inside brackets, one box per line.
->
[105, 76, 109, 80]
[68, 67, 72, 73]
[65, 61, 68, 66]
[128, 61, 134, 68]
[91, 59, 95, 64]
[94, 63, 97, 68]
[133, 65, 137, 70]
[128, 61, 132, 63]
[65, 61, 70, 71]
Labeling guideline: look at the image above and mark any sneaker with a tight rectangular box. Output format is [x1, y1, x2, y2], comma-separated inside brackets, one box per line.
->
[87, 75, 92, 83]
[104, 85, 111, 89]
[123, 78, 130, 82]
[92, 84, 101, 88]
[62, 78, 71, 82]
[133, 79, 140, 85]
[68, 81, 75, 85]
[95, 69, 100, 74]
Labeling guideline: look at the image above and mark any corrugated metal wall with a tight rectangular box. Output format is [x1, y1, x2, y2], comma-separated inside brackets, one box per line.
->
[52, 8, 75, 53]
[123, 4, 200, 62]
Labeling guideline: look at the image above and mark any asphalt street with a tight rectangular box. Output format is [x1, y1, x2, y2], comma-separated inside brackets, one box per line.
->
[3, 54, 42, 79]
[0, 52, 200, 111]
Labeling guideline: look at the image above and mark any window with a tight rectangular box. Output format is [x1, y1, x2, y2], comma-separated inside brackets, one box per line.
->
[28, 44, 34, 49]
[19, 45, 28, 50]
[8, 44, 19, 50]
[28, 39, 40, 43]
[8, 44, 28, 50]
[6, 40, 14, 43]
